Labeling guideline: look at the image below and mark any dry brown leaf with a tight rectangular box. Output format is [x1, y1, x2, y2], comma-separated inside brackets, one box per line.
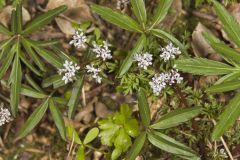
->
[95, 102, 109, 118]
[46, 0, 93, 35]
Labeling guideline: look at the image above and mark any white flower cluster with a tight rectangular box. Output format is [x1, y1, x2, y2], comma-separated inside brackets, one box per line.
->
[0, 103, 11, 126]
[92, 41, 112, 61]
[160, 42, 181, 62]
[86, 65, 102, 83]
[149, 69, 183, 95]
[58, 60, 80, 84]
[69, 29, 87, 48]
[117, 0, 129, 10]
[220, 148, 228, 159]
[134, 52, 153, 70]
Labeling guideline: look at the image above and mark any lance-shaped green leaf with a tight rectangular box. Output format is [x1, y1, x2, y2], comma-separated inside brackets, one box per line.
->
[11, 10, 17, 33]
[19, 51, 42, 76]
[10, 41, 22, 117]
[25, 74, 45, 93]
[83, 127, 99, 144]
[126, 132, 146, 160]
[0, 39, 12, 61]
[21, 85, 47, 99]
[67, 126, 82, 144]
[212, 0, 240, 48]
[31, 44, 62, 68]
[151, 107, 202, 129]
[212, 94, 240, 140]
[203, 32, 240, 63]
[118, 34, 146, 77]
[67, 75, 84, 118]
[91, 5, 142, 33]
[49, 99, 66, 140]
[151, 29, 186, 54]
[0, 43, 15, 79]
[22, 5, 67, 34]
[150, 0, 173, 28]
[138, 88, 150, 126]
[0, 23, 12, 35]
[215, 71, 240, 85]
[16, 98, 49, 139]
[15, 3, 22, 33]
[148, 131, 199, 159]
[175, 58, 237, 75]
[22, 38, 46, 72]
[76, 146, 85, 160]
[130, 0, 147, 24]
[42, 74, 63, 88]
[207, 80, 240, 93]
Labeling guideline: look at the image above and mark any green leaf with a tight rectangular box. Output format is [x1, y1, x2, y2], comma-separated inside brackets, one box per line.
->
[207, 80, 240, 93]
[138, 88, 150, 126]
[114, 128, 132, 152]
[22, 5, 67, 34]
[19, 51, 42, 76]
[21, 85, 46, 99]
[0, 43, 15, 79]
[11, 10, 17, 33]
[215, 71, 240, 85]
[130, 0, 147, 24]
[67, 126, 82, 144]
[150, 0, 173, 28]
[124, 119, 139, 137]
[212, 94, 240, 140]
[151, 107, 202, 129]
[16, 98, 49, 139]
[203, 32, 240, 63]
[76, 146, 85, 160]
[111, 148, 122, 160]
[148, 131, 199, 159]
[10, 42, 22, 117]
[212, 0, 240, 48]
[25, 74, 45, 93]
[67, 75, 84, 118]
[91, 5, 142, 33]
[32, 45, 62, 68]
[0, 23, 12, 35]
[151, 29, 186, 54]
[118, 34, 146, 77]
[126, 132, 146, 160]
[175, 58, 237, 75]
[83, 127, 99, 144]
[15, 3, 22, 33]
[49, 99, 66, 140]
[42, 74, 64, 88]
[22, 38, 46, 72]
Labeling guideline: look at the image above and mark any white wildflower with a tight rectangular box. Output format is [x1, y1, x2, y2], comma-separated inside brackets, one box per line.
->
[58, 60, 80, 84]
[117, 0, 129, 10]
[134, 52, 153, 70]
[0, 103, 11, 126]
[160, 42, 181, 62]
[169, 69, 183, 85]
[69, 29, 87, 48]
[149, 69, 183, 95]
[86, 64, 102, 83]
[92, 41, 112, 61]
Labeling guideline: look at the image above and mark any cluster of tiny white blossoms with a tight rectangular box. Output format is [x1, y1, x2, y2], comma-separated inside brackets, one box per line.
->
[58, 60, 80, 84]
[0, 103, 11, 126]
[117, 0, 129, 10]
[134, 52, 153, 70]
[160, 42, 181, 62]
[149, 69, 183, 95]
[69, 29, 87, 48]
[86, 64, 102, 83]
[92, 41, 112, 61]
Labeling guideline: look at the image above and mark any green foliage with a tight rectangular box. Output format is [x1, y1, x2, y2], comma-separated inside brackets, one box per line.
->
[176, 0, 240, 140]
[98, 104, 139, 160]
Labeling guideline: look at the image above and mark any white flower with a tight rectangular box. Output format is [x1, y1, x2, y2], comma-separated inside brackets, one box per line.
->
[86, 64, 102, 83]
[117, 0, 129, 10]
[169, 69, 183, 85]
[134, 52, 153, 70]
[160, 42, 181, 62]
[58, 60, 80, 84]
[220, 148, 228, 158]
[0, 103, 11, 126]
[149, 69, 183, 95]
[69, 29, 87, 48]
[92, 41, 112, 61]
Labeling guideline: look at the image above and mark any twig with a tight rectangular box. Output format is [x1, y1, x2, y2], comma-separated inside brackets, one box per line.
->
[82, 85, 86, 106]
[212, 119, 234, 160]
